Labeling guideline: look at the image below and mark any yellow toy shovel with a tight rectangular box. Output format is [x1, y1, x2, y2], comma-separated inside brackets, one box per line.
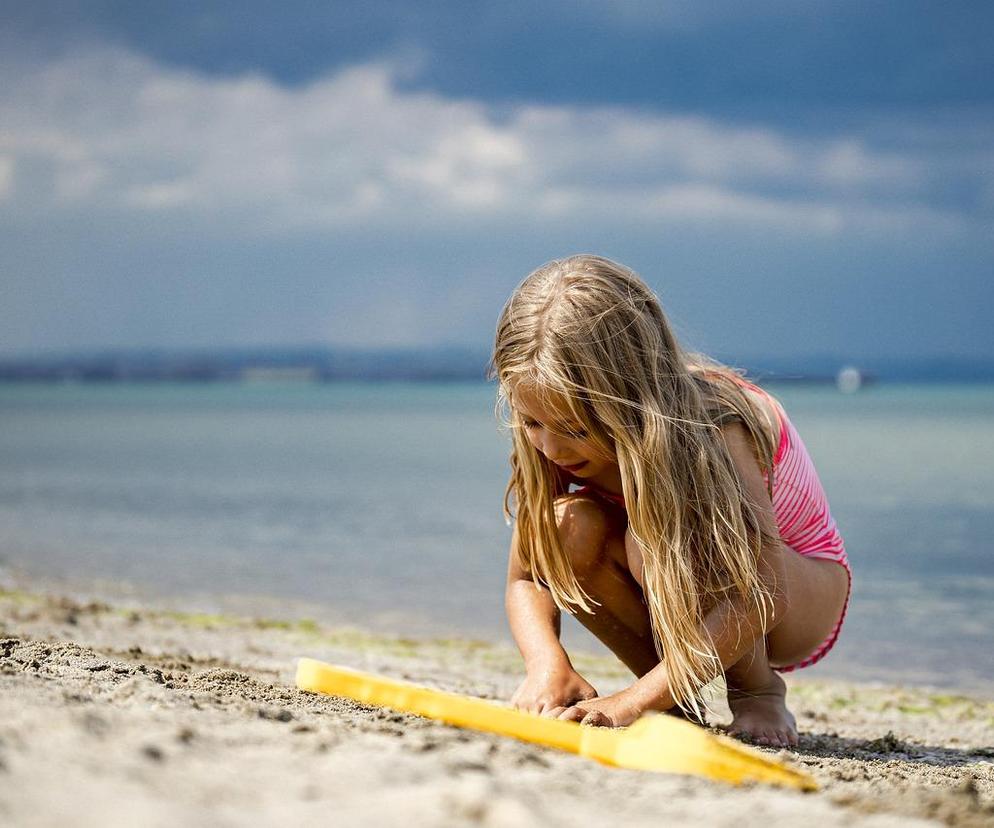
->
[295, 658, 816, 790]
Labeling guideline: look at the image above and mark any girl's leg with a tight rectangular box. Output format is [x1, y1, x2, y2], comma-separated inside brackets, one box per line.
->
[723, 637, 795, 746]
[555, 495, 849, 745]
[621, 521, 847, 745]
[765, 551, 849, 669]
[553, 495, 659, 678]
[555, 495, 702, 723]
[725, 551, 849, 747]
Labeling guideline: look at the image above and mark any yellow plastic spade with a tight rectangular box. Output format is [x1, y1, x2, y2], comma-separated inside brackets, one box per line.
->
[295, 658, 817, 791]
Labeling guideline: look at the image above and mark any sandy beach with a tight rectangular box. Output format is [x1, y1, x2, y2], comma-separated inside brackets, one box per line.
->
[0, 588, 992, 827]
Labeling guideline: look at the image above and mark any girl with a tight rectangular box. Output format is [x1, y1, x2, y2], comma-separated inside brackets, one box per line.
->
[491, 255, 851, 748]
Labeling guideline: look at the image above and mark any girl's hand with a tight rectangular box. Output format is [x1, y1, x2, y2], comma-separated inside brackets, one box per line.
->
[553, 688, 644, 728]
[511, 662, 598, 716]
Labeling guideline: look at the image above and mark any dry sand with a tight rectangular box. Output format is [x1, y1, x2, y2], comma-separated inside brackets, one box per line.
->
[1, 589, 992, 827]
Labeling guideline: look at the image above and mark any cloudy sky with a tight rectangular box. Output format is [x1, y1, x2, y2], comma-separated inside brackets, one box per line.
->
[1, 1, 992, 361]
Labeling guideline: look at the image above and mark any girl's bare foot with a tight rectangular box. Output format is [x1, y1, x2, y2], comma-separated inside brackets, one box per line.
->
[726, 670, 798, 747]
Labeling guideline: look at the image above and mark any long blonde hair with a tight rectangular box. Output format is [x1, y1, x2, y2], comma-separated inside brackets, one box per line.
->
[490, 254, 780, 716]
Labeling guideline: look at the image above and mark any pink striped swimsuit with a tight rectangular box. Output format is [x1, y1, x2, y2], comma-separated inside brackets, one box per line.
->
[580, 380, 851, 672]
[757, 384, 851, 671]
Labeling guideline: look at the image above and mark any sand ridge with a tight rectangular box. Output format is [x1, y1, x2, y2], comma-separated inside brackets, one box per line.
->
[0, 590, 992, 827]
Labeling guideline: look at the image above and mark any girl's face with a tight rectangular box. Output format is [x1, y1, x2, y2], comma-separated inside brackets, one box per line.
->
[512, 384, 616, 481]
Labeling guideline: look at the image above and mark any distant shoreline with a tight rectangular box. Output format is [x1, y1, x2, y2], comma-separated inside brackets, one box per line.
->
[2, 346, 993, 384]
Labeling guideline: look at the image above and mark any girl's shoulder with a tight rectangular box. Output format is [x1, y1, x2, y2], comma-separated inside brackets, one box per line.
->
[734, 378, 783, 430]
[693, 369, 783, 464]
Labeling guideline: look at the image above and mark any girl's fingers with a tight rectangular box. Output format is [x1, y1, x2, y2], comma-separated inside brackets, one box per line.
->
[554, 706, 613, 727]
[580, 710, 611, 727]
[542, 706, 566, 719]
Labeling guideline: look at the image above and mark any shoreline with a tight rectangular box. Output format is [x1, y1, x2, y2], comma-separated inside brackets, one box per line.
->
[4, 566, 992, 697]
[2, 588, 993, 826]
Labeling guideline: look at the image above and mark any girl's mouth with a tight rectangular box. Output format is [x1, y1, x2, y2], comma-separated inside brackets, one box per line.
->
[559, 461, 588, 473]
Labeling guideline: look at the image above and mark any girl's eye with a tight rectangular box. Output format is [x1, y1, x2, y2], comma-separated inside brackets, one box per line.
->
[518, 417, 584, 437]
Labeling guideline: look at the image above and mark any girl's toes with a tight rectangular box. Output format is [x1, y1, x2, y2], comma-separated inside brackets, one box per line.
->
[760, 729, 784, 747]
[722, 723, 748, 741]
[776, 730, 797, 748]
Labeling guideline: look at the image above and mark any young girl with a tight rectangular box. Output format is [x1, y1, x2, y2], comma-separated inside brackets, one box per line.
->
[491, 255, 851, 748]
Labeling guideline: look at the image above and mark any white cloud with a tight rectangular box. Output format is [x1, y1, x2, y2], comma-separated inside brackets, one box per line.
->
[0, 46, 981, 237]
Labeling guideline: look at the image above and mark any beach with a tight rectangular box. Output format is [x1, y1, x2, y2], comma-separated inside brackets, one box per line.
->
[1, 588, 992, 827]
[4, 4, 993, 824]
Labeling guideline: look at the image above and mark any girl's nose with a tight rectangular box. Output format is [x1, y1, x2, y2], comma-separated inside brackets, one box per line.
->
[539, 430, 568, 460]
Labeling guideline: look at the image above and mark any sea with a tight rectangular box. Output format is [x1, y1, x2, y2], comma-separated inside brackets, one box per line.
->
[1, 381, 992, 691]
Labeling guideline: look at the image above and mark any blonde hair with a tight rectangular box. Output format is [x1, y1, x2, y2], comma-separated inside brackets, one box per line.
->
[490, 254, 780, 717]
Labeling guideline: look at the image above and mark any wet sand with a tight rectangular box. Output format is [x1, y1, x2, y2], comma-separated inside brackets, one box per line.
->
[1, 589, 992, 827]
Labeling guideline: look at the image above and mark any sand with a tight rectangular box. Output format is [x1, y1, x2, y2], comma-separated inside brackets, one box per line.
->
[0, 589, 992, 827]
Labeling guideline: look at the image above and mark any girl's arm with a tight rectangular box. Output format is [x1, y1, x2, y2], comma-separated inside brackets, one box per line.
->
[506, 525, 599, 713]
[614, 579, 782, 721]
[506, 549, 565, 669]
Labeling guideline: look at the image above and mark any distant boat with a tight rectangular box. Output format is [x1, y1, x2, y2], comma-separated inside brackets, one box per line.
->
[836, 366, 864, 394]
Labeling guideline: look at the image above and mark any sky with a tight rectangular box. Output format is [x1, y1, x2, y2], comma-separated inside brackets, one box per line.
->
[1, 1, 992, 362]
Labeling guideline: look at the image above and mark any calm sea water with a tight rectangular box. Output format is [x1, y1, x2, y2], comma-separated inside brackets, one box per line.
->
[1, 381, 992, 690]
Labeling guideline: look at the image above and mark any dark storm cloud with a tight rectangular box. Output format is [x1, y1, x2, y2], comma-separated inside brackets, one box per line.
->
[0, 2, 991, 359]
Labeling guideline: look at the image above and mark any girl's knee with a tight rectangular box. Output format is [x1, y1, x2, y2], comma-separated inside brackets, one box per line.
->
[554, 495, 615, 579]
